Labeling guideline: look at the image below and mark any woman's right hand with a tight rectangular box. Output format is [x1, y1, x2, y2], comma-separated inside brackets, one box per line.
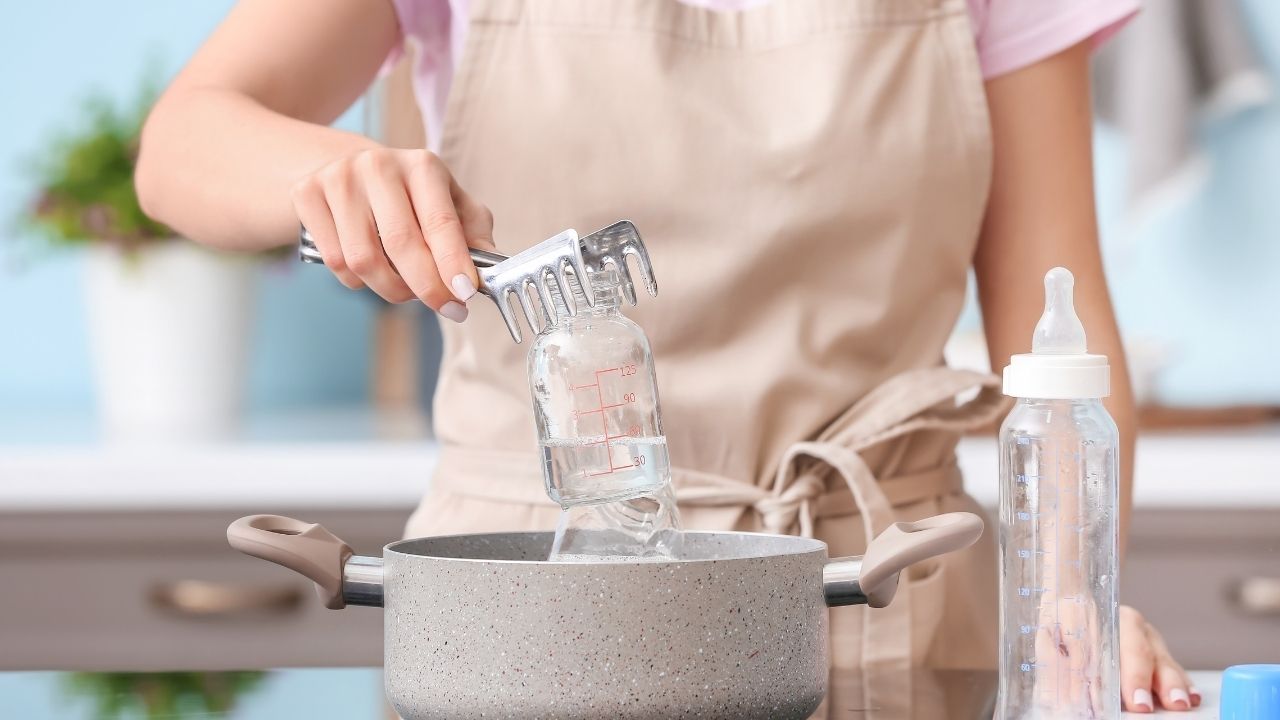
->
[290, 148, 495, 323]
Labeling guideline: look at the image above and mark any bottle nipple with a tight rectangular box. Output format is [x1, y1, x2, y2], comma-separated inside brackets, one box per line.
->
[1031, 267, 1087, 355]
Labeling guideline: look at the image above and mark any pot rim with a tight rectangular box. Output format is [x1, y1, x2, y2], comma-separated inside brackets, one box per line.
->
[383, 529, 828, 565]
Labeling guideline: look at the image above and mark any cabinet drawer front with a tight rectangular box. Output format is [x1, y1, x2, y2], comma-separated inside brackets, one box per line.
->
[0, 509, 407, 671]
[1122, 510, 1280, 668]
[1, 554, 383, 671]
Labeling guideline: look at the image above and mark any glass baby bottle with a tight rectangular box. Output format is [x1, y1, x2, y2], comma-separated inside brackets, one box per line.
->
[997, 267, 1119, 719]
[528, 269, 681, 561]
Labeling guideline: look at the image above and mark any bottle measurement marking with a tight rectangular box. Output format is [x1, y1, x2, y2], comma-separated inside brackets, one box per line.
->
[1013, 437, 1091, 709]
[570, 367, 639, 477]
[1053, 439, 1062, 707]
[573, 404, 625, 416]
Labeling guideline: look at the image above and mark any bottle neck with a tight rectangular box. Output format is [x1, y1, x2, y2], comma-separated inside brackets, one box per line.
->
[1016, 397, 1104, 406]
[548, 270, 623, 324]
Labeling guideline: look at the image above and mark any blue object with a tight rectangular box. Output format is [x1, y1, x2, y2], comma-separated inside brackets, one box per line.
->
[1221, 664, 1280, 719]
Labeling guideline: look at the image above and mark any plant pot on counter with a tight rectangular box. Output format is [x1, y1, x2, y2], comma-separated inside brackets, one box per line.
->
[84, 241, 255, 443]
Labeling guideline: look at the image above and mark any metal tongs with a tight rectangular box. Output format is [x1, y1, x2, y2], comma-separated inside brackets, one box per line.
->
[299, 220, 657, 342]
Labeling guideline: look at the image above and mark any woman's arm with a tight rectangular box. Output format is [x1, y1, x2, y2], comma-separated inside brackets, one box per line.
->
[975, 41, 1197, 714]
[136, 0, 491, 319]
[136, 0, 392, 249]
[974, 41, 1135, 548]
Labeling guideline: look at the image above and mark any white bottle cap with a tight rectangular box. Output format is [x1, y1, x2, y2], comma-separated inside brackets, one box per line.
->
[1002, 267, 1110, 399]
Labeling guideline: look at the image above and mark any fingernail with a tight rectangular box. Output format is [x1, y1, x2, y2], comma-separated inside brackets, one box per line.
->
[1132, 688, 1153, 712]
[1168, 687, 1190, 709]
[1189, 685, 1202, 698]
[439, 301, 468, 323]
[450, 274, 477, 302]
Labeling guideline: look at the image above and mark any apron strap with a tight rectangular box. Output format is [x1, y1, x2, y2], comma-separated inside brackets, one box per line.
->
[771, 441, 889, 539]
[818, 367, 1008, 452]
[765, 367, 1005, 670]
[766, 367, 1006, 538]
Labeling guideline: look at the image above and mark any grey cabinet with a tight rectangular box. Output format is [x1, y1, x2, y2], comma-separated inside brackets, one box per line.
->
[0, 509, 410, 671]
[1120, 509, 1280, 668]
[2, 506, 1275, 672]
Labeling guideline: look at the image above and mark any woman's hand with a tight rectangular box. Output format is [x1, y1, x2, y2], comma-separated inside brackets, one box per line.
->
[1120, 605, 1200, 712]
[290, 148, 496, 322]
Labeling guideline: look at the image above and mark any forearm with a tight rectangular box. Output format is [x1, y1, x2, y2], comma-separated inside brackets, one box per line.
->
[137, 88, 378, 251]
[973, 41, 1136, 556]
[134, 0, 399, 250]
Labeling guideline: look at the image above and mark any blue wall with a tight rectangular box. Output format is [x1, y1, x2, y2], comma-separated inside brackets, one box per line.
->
[950, 0, 1280, 406]
[0, 1, 375, 414]
[1092, 0, 1280, 406]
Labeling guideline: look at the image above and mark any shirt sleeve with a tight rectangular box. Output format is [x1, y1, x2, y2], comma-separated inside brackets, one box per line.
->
[382, 0, 451, 73]
[971, 0, 1141, 79]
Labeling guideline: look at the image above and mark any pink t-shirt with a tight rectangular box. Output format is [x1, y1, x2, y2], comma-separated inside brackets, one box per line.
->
[390, 0, 1138, 151]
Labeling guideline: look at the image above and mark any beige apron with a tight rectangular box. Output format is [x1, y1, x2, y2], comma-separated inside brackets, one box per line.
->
[408, 0, 1004, 671]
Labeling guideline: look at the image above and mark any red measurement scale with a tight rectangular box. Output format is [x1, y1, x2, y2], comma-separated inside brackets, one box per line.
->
[571, 364, 642, 477]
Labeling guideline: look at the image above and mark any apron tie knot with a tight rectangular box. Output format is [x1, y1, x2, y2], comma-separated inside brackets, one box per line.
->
[754, 472, 825, 538]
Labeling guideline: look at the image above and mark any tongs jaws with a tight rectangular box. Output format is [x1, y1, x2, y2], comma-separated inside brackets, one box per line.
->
[578, 220, 658, 307]
[298, 220, 656, 343]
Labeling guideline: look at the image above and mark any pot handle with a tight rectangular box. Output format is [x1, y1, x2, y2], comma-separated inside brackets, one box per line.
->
[227, 514, 353, 609]
[825, 512, 983, 609]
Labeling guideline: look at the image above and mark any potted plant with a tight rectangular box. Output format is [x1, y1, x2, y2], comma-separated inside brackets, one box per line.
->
[22, 86, 256, 442]
[61, 671, 266, 719]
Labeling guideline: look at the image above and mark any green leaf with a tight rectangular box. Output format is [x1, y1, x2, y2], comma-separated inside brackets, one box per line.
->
[16, 79, 171, 249]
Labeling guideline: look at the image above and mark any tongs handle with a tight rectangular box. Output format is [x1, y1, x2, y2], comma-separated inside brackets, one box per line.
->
[468, 247, 507, 269]
[298, 225, 508, 268]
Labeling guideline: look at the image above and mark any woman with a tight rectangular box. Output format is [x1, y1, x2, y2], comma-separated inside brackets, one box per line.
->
[137, 0, 1196, 712]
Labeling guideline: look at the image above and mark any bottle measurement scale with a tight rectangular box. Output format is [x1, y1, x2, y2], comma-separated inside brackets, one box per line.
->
[1008, 438, 1101, 713]
[998, 267, 1118, 720]
[570, 364, 649, 481]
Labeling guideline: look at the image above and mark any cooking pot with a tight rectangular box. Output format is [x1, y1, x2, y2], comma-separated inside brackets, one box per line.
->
[227, 512, 983, 719]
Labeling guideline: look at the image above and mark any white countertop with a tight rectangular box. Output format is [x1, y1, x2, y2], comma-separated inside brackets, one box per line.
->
[957, 426, 1280, 508]
[1, 410, 1277, 511]
[0, 409, 438, 511]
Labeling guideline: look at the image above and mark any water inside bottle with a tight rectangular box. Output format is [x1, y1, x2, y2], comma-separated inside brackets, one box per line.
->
[541, 435, 670, 505]
[542, 436, 682, 561]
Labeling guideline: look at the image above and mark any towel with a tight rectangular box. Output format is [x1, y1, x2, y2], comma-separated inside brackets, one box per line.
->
[1092, 0, 1272, 229]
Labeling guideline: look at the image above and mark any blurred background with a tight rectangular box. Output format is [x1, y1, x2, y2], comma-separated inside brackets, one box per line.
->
[1, 1, 1278, 718]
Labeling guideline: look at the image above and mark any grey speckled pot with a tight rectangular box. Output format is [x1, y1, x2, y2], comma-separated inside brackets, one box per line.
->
[228, 513, 982, 720]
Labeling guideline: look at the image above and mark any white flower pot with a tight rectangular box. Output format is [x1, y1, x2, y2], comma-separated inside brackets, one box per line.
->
[84, 241, 255, 443]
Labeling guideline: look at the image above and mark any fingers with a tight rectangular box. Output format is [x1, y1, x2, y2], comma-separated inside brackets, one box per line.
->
[359, 152, 461, 317]
[453, 180, 496, 252]
[1119, 606, 1156, 713]
[292, 148, 487, 321]
[323, 159, 416, 304]
[405, 152, 482, 306]
[1146, 623, 1196, 710]
[291, 177, 362, 290]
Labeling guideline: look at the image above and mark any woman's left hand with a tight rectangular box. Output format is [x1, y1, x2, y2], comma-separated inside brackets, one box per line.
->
[1120, 605, 1201, 712]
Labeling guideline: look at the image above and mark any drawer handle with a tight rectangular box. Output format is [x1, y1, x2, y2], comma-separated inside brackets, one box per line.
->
[1233, 577, 1280, 617]
[149, 580, 304, 618]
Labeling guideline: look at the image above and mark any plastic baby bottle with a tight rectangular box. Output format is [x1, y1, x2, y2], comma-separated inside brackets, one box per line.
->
[997, 267, 1120, 719]
[527, 269, 681, 561]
